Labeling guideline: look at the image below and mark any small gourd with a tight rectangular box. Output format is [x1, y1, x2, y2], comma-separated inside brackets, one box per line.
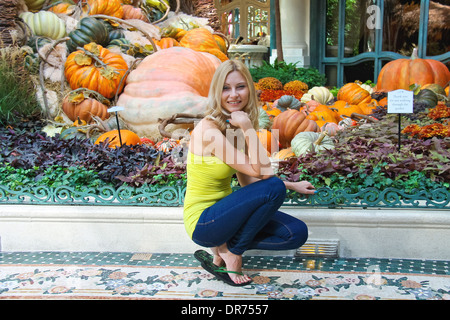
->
[276, 95, 301, 111]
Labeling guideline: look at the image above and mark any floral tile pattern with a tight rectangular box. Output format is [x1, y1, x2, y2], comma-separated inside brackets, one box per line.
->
[1, 265, 449, 300]
[0, 252, 449, 300]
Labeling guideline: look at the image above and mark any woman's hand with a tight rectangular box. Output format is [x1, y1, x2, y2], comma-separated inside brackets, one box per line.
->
[286, 181, 316, 195]
[228, 111, 252, 130]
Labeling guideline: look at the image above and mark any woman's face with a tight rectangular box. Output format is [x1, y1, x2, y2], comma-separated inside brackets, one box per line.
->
[221, 71, 250, 114]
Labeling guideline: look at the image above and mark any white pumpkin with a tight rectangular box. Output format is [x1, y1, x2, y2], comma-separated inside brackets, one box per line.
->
[291, 132, 334, 156]
[20, 11, 66, 40]
[300, 86, 334, 105]
[357, 83, 374, 94]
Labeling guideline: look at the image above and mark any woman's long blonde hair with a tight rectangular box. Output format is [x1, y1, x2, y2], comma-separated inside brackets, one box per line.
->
[204, 60, 259, 133]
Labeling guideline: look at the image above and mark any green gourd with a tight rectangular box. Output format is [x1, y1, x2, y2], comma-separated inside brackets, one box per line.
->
[66, 17, 110, 52]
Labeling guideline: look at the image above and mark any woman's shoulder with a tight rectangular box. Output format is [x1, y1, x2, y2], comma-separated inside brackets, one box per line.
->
[194, 118, 222, 136]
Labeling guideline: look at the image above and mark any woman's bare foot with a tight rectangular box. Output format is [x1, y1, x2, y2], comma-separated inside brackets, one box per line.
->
[217, 243, 251, 285]
[211, 247, 224, 267]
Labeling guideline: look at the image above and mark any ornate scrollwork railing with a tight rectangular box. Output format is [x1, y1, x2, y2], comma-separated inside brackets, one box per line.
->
[0, 184, 449, 209]
[285, 187, 450, 209]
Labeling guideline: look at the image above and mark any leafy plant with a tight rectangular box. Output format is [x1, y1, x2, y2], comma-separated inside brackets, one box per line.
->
[0, 126, 160, 187]
[276, 118, 450, 192]
[0, 47, 41, 125]
[250, 60, 326, 88]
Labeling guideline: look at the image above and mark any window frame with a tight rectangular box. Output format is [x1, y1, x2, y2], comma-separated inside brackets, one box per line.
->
[310, 0, 450, 87]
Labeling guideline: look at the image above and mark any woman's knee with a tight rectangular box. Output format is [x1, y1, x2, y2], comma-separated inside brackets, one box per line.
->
[265, 176, 286, 200]
[289, 219, 308, 249]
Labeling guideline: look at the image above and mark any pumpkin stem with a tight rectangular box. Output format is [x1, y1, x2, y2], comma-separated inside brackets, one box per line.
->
[314, 132, 328, 145]
[411, 47, 419, 60]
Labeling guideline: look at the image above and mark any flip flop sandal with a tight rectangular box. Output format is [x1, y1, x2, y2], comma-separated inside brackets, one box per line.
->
[194, 250, 252, 287]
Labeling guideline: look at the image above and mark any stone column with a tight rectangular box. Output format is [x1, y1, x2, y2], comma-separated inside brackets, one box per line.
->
[271, 0, 310, 67]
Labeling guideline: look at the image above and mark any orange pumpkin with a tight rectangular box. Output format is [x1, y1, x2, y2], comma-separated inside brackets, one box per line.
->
[337, 83, 372, 105]
[358, 99, 378, 115]
[122, 4, 149, 22]
[262, 103, 282, 118]
[117, 47, 221, 137]
[95, 129, 141, 148]
[272, 109, 320, 148]
[154, 37, 181, 49]
[376, 48, 450, 91]
[213, 34, 228, 54]
[256, 129, 279, 155]
[62, 91, 109, 123]
[179, 28, 228, 62]
[48, 2, 76, 14]
[162, 26, 187, 41]
[86, 0, 124, 18]
[273, 147, 295, 160]
[333, 100, 364, 119]
[64, 43, 128, 99]
[305, 105, 339, 123]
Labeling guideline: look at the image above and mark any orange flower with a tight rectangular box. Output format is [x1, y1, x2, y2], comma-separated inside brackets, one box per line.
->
[260, 89, 304, 102]
[403, 123, 450, 139]
[428, 103, 450, 120]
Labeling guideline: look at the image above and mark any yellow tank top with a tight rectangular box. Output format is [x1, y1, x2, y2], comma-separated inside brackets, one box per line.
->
[183, 151, 237, 238]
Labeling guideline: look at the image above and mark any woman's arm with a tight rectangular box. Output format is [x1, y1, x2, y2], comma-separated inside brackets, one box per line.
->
[200, 113, 274, 180]
[237, 172, 316, 195]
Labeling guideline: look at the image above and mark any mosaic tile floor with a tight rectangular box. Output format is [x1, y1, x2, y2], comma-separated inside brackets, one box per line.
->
[0, 252, 449, 301]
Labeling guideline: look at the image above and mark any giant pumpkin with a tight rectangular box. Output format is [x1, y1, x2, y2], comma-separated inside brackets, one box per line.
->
[376, 48, 450, 91]
[117, 47, 221, 137]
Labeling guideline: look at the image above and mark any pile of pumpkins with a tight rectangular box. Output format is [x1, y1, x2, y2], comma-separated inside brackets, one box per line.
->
[17, 0, 228, 149]
[16, 1, 450, 156]
[256, 48, 450, 160]
[256, 81, 383, 160]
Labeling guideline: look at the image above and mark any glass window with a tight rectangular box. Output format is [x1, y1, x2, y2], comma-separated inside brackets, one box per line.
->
[215, 0, 270, 42]
[344, 0, 377, 56]
[325, 0, 340, 57]
[315, 0, 449, 87]
[248, 6, 269, 39]
[382, 0, 421, 56]
[344, 61, 374, 83]
[325, 65, 338, 87]
[426, 0, 450, 56]
[221, 8, 240, 39]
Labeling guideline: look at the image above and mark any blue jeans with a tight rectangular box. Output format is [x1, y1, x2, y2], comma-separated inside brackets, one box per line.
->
[192, 177, 308, 255]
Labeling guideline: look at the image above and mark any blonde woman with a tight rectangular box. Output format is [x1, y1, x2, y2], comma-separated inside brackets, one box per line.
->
[184, 60, 315, 286]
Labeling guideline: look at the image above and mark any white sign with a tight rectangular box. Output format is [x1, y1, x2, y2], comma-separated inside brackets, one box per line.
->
[107, 106, 125, 113]
[387, 90, 413, 114]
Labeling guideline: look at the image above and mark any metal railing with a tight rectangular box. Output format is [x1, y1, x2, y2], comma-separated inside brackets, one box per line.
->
[1, 184, 449, 209]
